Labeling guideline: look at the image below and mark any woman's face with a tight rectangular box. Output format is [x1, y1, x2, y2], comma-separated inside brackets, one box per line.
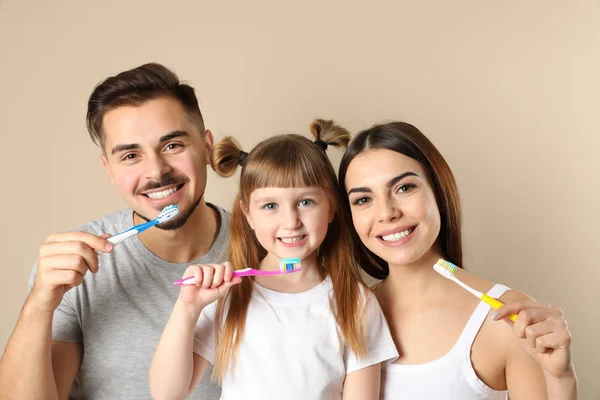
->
[344, 148, 442, 267]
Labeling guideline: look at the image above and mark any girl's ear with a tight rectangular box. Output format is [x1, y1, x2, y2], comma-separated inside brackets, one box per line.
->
[240, 200, 254, 229]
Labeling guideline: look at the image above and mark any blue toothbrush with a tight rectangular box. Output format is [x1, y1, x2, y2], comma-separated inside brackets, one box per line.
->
[107, 205, 179, 245]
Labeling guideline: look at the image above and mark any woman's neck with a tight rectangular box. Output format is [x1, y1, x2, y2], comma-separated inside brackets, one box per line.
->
[379, 249, 447, 308]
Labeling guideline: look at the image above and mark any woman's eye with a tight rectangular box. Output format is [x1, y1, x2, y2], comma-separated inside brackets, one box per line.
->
[352, 197, 371, 206]
[396, 183, 416, 193]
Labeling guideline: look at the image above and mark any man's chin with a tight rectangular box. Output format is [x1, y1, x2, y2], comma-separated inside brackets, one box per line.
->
[155, 216, 187, 231]
[135, 192, 204, 232]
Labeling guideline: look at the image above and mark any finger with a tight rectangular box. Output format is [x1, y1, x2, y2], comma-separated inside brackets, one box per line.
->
[492, 300, 543, 321]
[100, 233, 112, 239]
[48, 269, 85, 288]
[182, 264, 198, 278]
[514, 307, 562, 339]
[39, 255, 90, 277]
[223, 277, 242, 288]
[522, 319, 556, 349]
[201, 266, 214, 289]
[45, 231, 113, 253]
[194, 267, 203, 288]
[532, 329, 572, 353]
[223, 262, 233, 283]
[216, 277, 243, 296]
[212, 264, 225, 288]
[40, 241, 100, 273]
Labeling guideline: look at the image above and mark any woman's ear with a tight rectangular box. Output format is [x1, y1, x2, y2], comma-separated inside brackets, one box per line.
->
[240, 200, 254, 229]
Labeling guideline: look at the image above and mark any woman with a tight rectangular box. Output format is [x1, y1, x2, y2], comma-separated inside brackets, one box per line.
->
[338, 122, 577, 399]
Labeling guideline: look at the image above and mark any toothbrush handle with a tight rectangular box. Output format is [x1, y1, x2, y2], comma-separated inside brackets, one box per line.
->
[107, 220, 158, 245]
[481, 294, 518, 322]
[232, 269, 284, 277]
[173, 269, 292, 285]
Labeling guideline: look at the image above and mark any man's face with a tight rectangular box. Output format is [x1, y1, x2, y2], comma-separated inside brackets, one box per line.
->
[101, 97, 213, 230]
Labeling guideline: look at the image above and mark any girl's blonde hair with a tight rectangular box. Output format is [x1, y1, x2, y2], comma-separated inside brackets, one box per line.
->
[209, 119, 367, 382]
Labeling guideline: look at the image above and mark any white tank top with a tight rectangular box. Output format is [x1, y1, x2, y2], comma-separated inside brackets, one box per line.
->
[381, 284, 510, 400]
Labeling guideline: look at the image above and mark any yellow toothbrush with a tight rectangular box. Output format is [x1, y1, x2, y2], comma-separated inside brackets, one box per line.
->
[433, 259, 518, 322]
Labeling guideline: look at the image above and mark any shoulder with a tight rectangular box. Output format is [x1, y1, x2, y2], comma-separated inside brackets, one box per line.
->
[355, 282, 386, 319]
[453, 268, 535, 303]
[209, 202, 231, 221]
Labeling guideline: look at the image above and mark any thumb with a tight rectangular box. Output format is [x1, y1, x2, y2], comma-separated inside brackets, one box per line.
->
[100, 233, 112, 239]
[224, 277, 243, 288]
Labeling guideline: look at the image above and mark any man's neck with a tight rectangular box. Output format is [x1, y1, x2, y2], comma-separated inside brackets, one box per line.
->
[133, 201, 219, 264]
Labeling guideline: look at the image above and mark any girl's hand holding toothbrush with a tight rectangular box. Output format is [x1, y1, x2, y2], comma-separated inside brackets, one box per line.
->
[178, 262, 242, 312]
[28, 231, 114, 313]
[492, 299, 574, 381]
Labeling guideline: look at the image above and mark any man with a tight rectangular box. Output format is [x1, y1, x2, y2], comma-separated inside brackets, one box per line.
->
[0, 63, 226, 399]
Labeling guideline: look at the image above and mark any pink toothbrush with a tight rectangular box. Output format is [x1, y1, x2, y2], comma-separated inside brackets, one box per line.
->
[173, 257, 301, 286]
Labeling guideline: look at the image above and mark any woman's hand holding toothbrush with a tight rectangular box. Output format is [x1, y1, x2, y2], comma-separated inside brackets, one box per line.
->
[28, 231, 114, 314]
[493, 299, 574, 380]
[178, 262, 242, 314]
[493, 298, 578, 399]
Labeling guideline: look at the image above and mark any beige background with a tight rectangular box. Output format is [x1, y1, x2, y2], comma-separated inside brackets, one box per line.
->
[1, 0, 598, 397]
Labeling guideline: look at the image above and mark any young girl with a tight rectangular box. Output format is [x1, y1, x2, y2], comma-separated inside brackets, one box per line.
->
[338, 122, 577, 399]
[150, 119, 398, 400]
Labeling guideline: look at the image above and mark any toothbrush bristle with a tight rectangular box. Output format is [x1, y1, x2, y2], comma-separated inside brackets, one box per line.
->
[157, 205, 179, 222]
[436, 259, 457, 273]
[107, 230, 138, 244]
[279, 257, 301, 272]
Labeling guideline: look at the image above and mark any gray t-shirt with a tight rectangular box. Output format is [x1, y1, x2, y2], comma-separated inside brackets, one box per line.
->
[28, 203, 229, 400]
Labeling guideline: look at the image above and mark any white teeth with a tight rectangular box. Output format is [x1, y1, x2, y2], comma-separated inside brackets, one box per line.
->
[381, 229, 413, 242]
[146, 187, 178, 200]
[280, 236, 304, 244]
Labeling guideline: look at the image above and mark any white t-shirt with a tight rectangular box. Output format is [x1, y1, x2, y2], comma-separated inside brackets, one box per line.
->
[194, 276, 399, 400]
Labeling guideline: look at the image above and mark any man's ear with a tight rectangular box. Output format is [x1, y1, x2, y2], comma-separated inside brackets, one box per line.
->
[240, 200, 254, 230]
[101, 154, 116, 184]
[204, 129, 214, 165]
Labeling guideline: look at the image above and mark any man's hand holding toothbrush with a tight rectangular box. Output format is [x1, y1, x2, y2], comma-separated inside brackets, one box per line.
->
[27, 231, 114, 313]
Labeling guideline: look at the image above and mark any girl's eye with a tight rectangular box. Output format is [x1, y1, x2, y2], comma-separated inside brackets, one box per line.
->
[298, 199, 314, 207]
[262, 203, 277, 211]
[396, 183, 416, 193]
[352, 197, 371, 206]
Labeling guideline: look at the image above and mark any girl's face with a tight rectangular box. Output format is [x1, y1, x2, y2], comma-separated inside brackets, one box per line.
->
[242, 186, 334, 264]
[344, 148, 442, 268]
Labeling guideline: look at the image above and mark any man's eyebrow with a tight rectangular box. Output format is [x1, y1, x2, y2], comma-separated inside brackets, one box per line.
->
[159, 130, 190, 143]
[111, 143, 140, 155]
[110, 131, 190, 155]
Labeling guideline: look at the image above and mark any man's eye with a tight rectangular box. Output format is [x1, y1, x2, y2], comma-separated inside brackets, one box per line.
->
[165, 143, 182, 151]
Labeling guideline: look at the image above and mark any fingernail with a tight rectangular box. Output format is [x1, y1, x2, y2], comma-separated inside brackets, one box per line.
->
[491, 311, 499, 320]
[105, 242, 113, 252]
